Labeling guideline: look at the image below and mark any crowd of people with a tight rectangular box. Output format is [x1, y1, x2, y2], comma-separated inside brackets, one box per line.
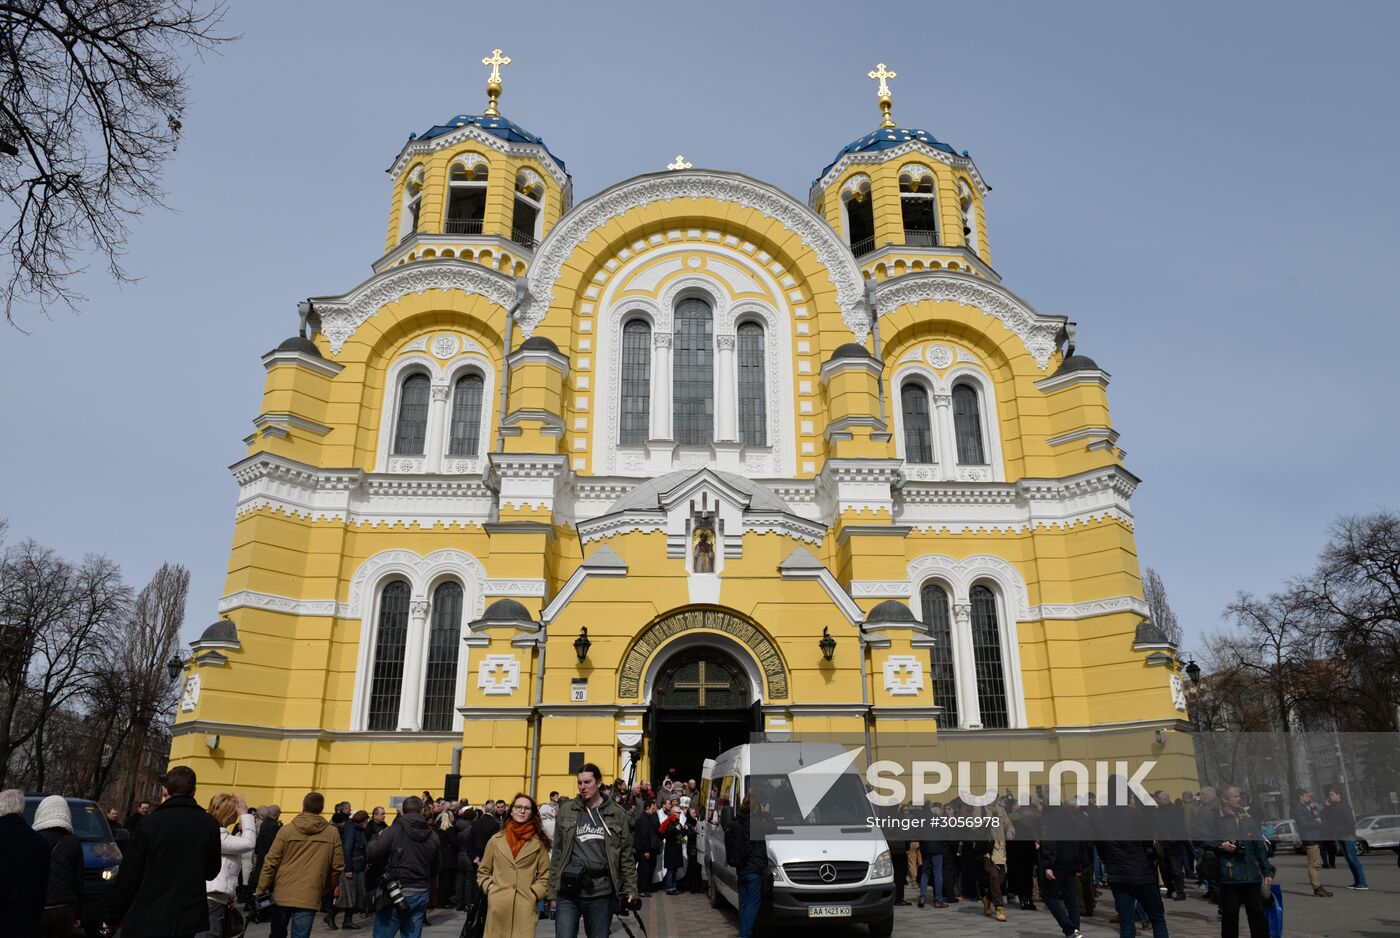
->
[1, 766, 1389, 938]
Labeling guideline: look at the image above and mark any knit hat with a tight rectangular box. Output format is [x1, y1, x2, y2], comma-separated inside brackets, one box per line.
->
[32, 794, 73, 832]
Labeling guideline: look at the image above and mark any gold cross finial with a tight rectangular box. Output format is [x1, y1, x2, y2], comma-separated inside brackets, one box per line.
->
[667, 154, 692, 171]
[482, 48, 511, 117]
[867, 61, 897, 129]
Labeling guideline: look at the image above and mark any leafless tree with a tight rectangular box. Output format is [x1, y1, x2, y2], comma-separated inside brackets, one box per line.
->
[0, 1, 231, 326]
[1142, 566, 1183, 647]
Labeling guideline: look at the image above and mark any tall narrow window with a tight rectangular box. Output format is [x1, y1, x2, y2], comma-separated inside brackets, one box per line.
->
[446, 158, 488, 235]
[960, 180, 980, 254]
[952, 384, 986, 464]
[392, 373, 430, 455]
[899, 168, 938, 246]
[421, 581, 463, 731]
[367, 580, 410, 731]
[511, 170, 544, 249]
[842, 176, 875, 257]
[901, 382, 934, 463]
[620, 319, 651, 444]
[448, 373, 484, 455]
[920, 583, 959, 727]
[970, 585, 1009, 729]
[736, 322, 767, 446]
[673, 298, 714, 444]
[398, 168, 424, 242]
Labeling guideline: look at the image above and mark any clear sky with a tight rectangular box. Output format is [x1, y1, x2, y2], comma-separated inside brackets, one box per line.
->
[2, 1, 1397, 656]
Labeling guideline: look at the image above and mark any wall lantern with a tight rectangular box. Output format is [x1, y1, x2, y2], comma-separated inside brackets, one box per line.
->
[1185, 659, 1202, 685]
[819, 627, 837, 662]
[574, 626, 592, 663]
[166, 654, 184, 681]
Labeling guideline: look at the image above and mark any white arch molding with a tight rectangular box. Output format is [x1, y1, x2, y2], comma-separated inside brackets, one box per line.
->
[641, 631, 765, 707]
[348, 548, 488, 732]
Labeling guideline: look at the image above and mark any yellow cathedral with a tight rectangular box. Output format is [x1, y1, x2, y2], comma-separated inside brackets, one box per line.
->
[171, 54, 1194, 805]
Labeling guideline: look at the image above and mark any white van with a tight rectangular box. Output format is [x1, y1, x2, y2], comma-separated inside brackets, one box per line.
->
[698, 742, 895, 937]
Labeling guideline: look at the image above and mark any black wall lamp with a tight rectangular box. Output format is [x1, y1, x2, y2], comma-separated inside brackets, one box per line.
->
[1185, 659, 1201, 685]
[819, 627, 837, 662]
[166, 654, 184, 681]
[574, 626, 592, 663]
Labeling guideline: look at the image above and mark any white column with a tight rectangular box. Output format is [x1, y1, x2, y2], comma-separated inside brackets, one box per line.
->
[715, 334, 737, 442]
[952, 601, 980, 728]
[651, 332, 673, 440]
[426, 384, 450, 470]
[933, 392, 957, 481]
[398, 599, 430, 731]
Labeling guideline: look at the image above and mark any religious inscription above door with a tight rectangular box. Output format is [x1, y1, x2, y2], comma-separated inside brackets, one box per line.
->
[618, 607, 788, 700]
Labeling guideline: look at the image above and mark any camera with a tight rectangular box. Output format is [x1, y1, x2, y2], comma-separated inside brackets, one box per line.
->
[382, 877, 410, 914]
[615, 894, 643, 913]
[252, 891, 276, 915]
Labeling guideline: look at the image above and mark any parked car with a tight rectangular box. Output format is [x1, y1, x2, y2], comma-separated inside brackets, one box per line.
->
[1354, 814, 1400, 855]
[24, 794, 125, 937]
[1265, 818, 1304, 854]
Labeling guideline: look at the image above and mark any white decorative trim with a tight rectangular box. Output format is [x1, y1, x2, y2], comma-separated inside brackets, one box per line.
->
[925, 344, 953, 368]
[851, 580, 913, 597]
[431, 334, 460, 359]
[1028, 596, 1150, 621]
[875, 273, 1064, 370]
[525, 171, 870, 340]
[896, 466, 1139, 533]
[218, 590, 343, 618]
[1035, 368, 1111, 393]
[883, 655, 925, 696]
[779, 556, 864, 625]
[516, 166, 544, 193]
[1170, 675, 1187, 712]
[260, 349, 343, 378]
[908, 554, 1031, 621]
[450, 151, 489, 172]
[315, 260, 517, 355]
[1045, 426, 1120, 449]
[840, 173, 872, 201]
[477, 654, 522, 696]
[388, 125, 568, 191]
[179, 675, 201, 712]
[890, 362, 1006, 483]
[485, 579, 547, 597]
[811, 139, 990, 201]
[375, 348, 496, 474]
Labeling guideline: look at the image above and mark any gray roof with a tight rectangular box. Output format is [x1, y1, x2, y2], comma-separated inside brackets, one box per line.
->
[275, 335, 323, 357]
[1134, 619, 1170, 645]
[607, 469, 791, 514]
[197, 618, 239, 645]
[518, 335, 560, 352]
[829, 342, 875, 361]
[866, 600, 917, 623]
[778, 546, 826, 571]
[481, 598, 533, 622]
[1054, 353, 1100, 375]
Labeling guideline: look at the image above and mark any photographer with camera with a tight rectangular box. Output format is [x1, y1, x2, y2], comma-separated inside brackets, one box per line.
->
[477, 794, 552, 938]
[255, 791, 345, 938]
[547, 763, 638, 938]
[364, 796, 439, 938]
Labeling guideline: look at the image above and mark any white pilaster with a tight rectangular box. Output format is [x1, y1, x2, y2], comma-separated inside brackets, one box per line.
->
[651, 332, 673, 440]
[951, 601, 979, 728]
[398, 599, 430, 731]
[426, 384, 450, 470]
[716, 334, 737, 442]
[933, 392, 956, 480]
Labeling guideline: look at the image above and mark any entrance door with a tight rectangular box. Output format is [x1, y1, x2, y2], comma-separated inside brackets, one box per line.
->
[649, 648, 756, 787]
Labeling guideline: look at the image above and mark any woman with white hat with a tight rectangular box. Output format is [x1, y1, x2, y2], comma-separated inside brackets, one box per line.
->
[32, 794, 83, 938]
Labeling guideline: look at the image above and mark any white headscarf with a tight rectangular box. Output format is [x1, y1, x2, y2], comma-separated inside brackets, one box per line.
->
[32, 794, 73, 832]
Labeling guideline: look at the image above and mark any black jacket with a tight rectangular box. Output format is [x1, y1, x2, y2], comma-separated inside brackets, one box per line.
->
[0, 813, 50, 938]
[1291, 800, 1323, 844]
[1038, 806, 1092, 872]
[1320, 800, 1356, 840]
[1153, 802, 1186, 844]
[341, 823, 368, 874]
[467, 812, 499, 861]
[725, 809, 773, 877]
[633, 812, 661, 860]
[1092, 806, 1158, 886]
[108, 794, 221, 937]
[365, 812, 439, 890]
[37, 828, 84, 912]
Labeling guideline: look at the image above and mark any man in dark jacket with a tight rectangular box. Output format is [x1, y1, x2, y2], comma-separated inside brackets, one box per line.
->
[1291, 787, 1331, 897]
[106, 766, 221, 938]
[125, 800, 152, 837]
[1152, 789, 1187, 900]
[1322, 786, 1367, 890]
[1092, 780, 1168, 938]
[0, 789, 50, 938]
[724, 792, 774, 938]
[251, 805, 283, 906]
[632, 801, 661, 894]
[1039, 799, 1091, 938]
[365, 796, 439, 937]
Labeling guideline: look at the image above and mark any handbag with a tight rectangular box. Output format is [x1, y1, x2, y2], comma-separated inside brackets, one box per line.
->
[221, 900, 247, 938]
[459, 892, 486, 938]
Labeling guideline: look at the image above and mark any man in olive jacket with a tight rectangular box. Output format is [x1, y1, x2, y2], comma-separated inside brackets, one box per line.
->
[106, 766, 221, 938]
[1203, 785, 1275, 938]
[257, 791, 346, 938]
[548, 763, 637, 938]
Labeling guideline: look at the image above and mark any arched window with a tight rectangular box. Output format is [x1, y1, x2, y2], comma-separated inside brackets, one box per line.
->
[736, 321, 766, 446]
[448, 373, 484, 455]
[673, 297, 714, 444]
[398, 167, 424, 242]
[920, 582, 958, 726]
[959, 180, 979, 254]
[620, 318, 651, 445]
[952, 384, 986, 465]
[367, 580, 410, 731]
[421, 581, 463, 731]
[899, 167, 937, 246]
[841, 176, 875, 257]
[901, 382, 934, 463]
[392, 373, 431, 455]
[969, 585, 1009, 729]
[446, 157, 488, 235]
[511, 169, 544, 249]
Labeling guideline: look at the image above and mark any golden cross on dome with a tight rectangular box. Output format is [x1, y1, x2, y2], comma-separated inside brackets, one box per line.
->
[667, 154, 692, 171]
[482, 48, 511, 117]
[867, 61, 897, 129]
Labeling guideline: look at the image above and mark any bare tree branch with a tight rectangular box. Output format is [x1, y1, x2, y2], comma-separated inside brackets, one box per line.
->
[1142, 566, 1183, 648]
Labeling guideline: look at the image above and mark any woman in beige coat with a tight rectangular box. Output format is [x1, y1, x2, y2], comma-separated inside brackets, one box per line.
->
[477, 793, 551, 938]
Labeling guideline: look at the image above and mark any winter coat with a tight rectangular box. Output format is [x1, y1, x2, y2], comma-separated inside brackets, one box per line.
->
[365, 811, 439, 891]
[1153, 802, 1186, 844]
[657, 808, 685, 871]
[725, 808, 773, 877]
[454, 816, 477, 871]
[256, 812, 346, 910]
[108, 794, 222, 938]
[633, 811, 661, 862]
[1038, 805, 1092, 873]
[469, 812, 500, 862]
[539, 802, 558, 842]
[546, 795, 637, 900]
[250, 818, 281, 890]
[1291, 800, 1323, 845]
[477, 831, 550, 938]
[1, 812, 50, 938]
[36, 826, 82, 913]
[1321, 800, 1357, 841]
[206, 812, 256, 899]
[1202, 806, 1274, 884]
[341, 821, 368, 874]
[1092, 806, 1158, 887]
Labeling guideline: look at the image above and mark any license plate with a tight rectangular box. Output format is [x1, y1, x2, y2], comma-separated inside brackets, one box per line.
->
[808, 905, 852, 918]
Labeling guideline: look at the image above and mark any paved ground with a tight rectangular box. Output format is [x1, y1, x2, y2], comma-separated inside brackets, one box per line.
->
[241, 851, 1400, 938]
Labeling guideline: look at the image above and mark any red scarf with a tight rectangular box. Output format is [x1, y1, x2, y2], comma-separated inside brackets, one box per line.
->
[505, 818, 535, 856]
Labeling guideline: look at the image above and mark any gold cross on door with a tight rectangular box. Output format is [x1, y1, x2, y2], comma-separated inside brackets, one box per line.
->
[672, 660, 732, 707]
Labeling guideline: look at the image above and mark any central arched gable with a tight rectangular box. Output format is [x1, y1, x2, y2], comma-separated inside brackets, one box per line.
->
[525, 170, 871, 340]
[617, 605, 789, 701]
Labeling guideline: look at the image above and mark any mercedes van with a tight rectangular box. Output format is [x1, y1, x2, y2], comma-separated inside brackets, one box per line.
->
[699, 742, 894, 937]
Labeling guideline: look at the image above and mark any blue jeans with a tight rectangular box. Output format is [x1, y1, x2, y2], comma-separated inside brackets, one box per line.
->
[918, 851, 943, 900]
[738, 872, 763, 938]
[554, 893, 614, 938]
[663, 867, 677, 892]
[1041, 871, 1081, 936]
[1110, 883, 1167, 938]
[373, 890, 428, 938]
[1341, 839, 1367, 886]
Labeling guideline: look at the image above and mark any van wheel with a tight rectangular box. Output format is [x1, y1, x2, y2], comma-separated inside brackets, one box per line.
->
[707, 865, 723, 908]
[869, 915, 894, 937]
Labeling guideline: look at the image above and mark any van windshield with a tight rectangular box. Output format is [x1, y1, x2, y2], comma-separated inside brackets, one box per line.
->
[747, 773, 871, 827]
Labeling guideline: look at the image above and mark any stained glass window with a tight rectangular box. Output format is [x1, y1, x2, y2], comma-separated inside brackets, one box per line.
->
[673, 298, 714, 444]
[421, 581, 463, 731]
[620, 319, 651, 444]
[367, 580, 409, 730]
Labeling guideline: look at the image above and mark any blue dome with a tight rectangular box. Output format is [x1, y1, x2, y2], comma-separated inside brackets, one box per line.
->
[818, 126, 962, 183]
[412, 114, 566, 171]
